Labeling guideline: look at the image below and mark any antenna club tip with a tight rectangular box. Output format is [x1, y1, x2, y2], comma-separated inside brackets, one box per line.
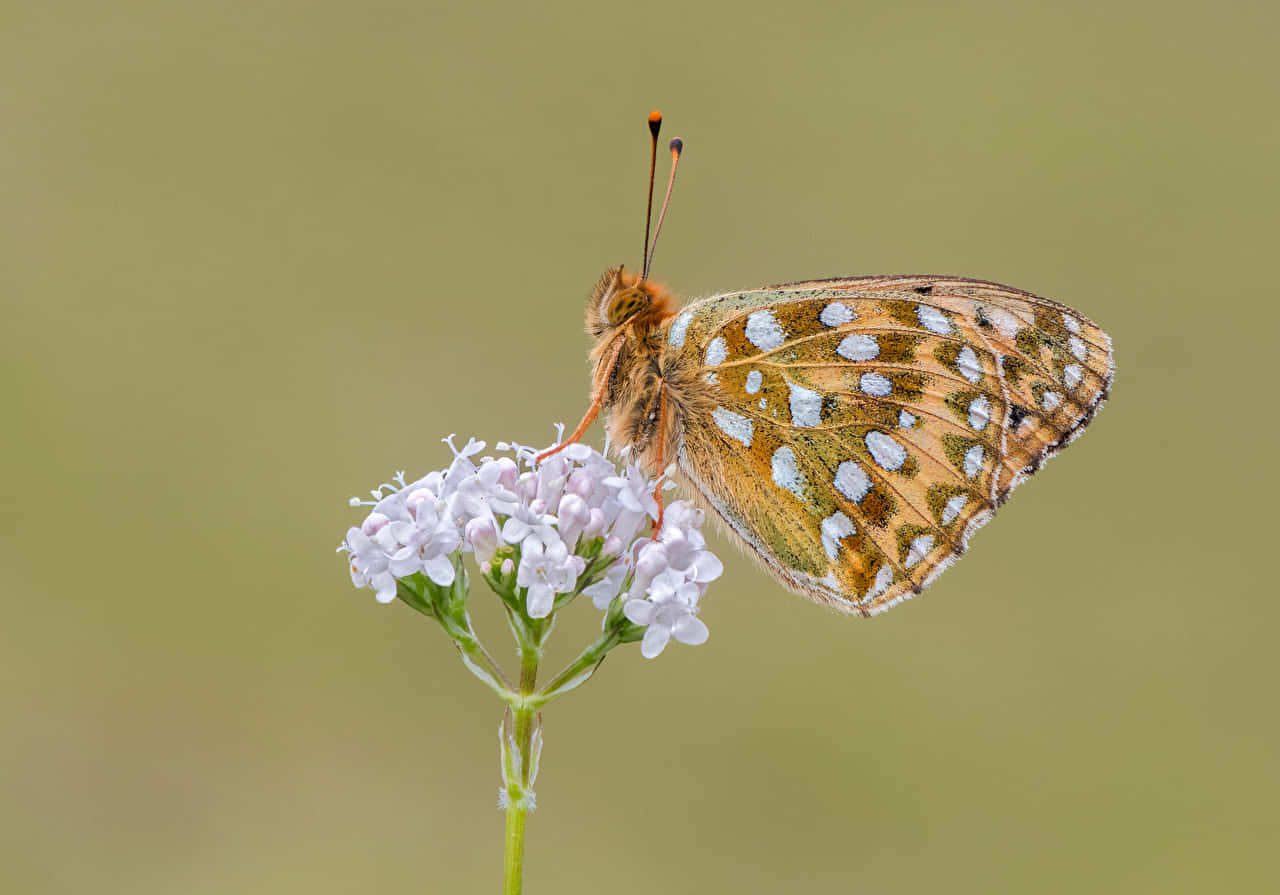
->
[648, 110, 662, 136]
[670, 137, 683, 153]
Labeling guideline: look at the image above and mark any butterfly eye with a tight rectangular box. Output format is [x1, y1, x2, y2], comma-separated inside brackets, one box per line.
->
[606, 288, 647, 327]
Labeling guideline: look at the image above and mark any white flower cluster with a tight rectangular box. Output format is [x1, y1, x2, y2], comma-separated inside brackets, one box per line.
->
[339, 433, 722, 658]
[619, 502, 722, 659]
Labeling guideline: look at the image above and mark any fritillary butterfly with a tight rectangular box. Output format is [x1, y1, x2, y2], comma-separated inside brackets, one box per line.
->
[540, 112, 1113, 615]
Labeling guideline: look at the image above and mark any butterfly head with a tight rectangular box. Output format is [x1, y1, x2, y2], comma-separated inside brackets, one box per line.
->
[586, 112, 685, 340]
[588, 266, 677, 338]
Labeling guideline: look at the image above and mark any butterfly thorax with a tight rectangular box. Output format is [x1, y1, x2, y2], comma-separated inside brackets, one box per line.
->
[585, 267, 709, 472]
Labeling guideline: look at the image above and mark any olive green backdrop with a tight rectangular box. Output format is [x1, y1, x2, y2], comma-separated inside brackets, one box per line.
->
[4, 1, 1277, 892]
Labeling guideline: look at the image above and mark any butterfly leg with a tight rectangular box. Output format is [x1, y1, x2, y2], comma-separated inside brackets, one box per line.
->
[651, 380, 669, 532]
[535, 335, 626, 465]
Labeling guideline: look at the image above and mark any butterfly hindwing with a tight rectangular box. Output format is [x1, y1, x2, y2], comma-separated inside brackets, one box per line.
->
[663, 276, 1113, 615]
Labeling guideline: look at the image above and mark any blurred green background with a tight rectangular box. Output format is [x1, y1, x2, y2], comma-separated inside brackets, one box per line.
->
[4, 1, 1278, 892]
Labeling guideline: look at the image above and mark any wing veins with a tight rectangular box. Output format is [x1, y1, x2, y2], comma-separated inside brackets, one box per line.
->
[816, 385, 999, 439]
[728, 399, 988, 491]
[733, 402, 972, 570]
[743, 360, 997, 393]
[711, 324, 981, 366]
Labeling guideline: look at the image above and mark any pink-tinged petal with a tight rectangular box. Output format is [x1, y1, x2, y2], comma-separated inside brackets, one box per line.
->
[494, 458, 519, 490]
[646, 568, 685, 602]
[465, 517, 499, 562]
[372, 572, 398, 603]
[610, 510, 645, 546]
[405, 489, 434, 517]
[584, 508, 607, 538]
[635, 544, 669, 581]
[422, 554, 456, 587]
[360, 513, 390, 536]
[623, 599, 655, 626]
[640, 626, 671, 659]
[457, 437, 486, 458]
[433, 528, 462, 554]
[502, 517, 532, 545]
[693, 553, 724, 583]
[526, 584, 554, 618]
[672, 615, 709, 646]
[346, 527, 369, 550]
[660, 531, 695, 568]
[585, 567, 625, 609]
[558, 494, 590, 539]
[628, 537, 653, 564]
[614, 485, 645, 512]
[387, 520, 416, 543]
[518, 473, 538, 500]
[566, 469, 595, 499]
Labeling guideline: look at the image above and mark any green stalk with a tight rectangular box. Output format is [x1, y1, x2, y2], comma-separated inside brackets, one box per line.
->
[535, 630, 621, 704]
[504, 619, 542, 895]
[503, 790, 527, 895]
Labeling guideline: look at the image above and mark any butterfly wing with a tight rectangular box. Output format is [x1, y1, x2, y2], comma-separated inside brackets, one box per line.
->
[663, 275, 1113, 615]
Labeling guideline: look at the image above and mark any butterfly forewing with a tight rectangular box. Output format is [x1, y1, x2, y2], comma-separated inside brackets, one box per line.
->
[665, 276, 1113, 615]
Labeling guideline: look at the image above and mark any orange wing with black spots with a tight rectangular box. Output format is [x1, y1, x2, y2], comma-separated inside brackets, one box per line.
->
[662, 276, 1113, 615]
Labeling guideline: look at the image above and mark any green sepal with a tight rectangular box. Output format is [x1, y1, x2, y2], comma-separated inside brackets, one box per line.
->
[396, 574, 437, 618]
[437, 554, 471, 626]
[482, 543, 523, 611]
[614, 619, 646, 645]
[605, 595, 645, 644]
[600, 571, 636, 631]
[575, 535, 605, 562]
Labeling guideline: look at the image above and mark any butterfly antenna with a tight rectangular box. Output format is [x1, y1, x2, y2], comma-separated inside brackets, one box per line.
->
[643, 137, 683, 281]
[641, 110, 662, 283]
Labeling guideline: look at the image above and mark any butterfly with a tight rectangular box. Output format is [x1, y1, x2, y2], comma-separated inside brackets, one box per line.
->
[540, 111, 1114, 616]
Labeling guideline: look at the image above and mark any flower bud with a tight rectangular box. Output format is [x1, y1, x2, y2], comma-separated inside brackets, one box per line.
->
[465, 516, 500, 563]
[566, 468, 595, 499]
[557, 493, 591, 548]
[361, 512, 390, 536]
[404, 488, 435, 518]
[518, 472, 537, 501]
[632, 541, 669, 594]
[493, 457, 519, 491]
[583, 507, 606, 539]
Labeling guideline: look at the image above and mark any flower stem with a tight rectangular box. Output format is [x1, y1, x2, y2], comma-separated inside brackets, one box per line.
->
[503, 791, 527, 895]
[536, 629, 621, 703]
[452, 631, 515, 697]
[503, 621, 542, 895]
